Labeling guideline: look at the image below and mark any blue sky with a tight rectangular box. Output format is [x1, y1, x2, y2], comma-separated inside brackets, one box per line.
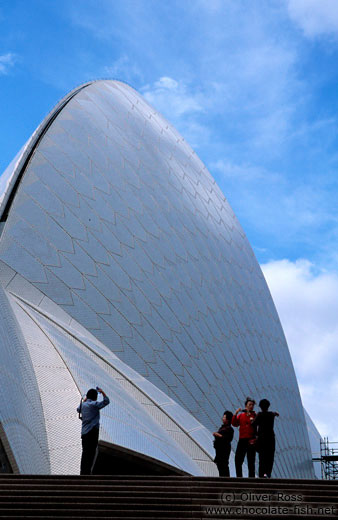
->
[1, 0, 338, 442]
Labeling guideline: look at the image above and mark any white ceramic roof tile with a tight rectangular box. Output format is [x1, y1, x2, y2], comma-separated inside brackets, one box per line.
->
[0, 258, 16, 287]
[0, 235, 48, 284]
[62, 241, 97, 276]
[40, 136, 76, 178]
[45, 258, 85, 290]
[85, 265, 121, 303]
[75, 231, 110, 265]
[0, 286, 50, 474]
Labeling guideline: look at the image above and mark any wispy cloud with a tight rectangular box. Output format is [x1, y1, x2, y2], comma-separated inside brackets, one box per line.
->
[0, 53, 17, 75]
[262, 258, 338, 439]
[209, 147, 338, 269]
[186, 2, 302, 154]
[210, 160, 282, 183]
[287, 0, 338, 38]
[104, 54, 144, 84]
[67, 1, 303, 154]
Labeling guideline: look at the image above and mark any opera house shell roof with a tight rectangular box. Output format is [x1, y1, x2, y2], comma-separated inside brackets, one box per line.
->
[0, 80, 315, 477]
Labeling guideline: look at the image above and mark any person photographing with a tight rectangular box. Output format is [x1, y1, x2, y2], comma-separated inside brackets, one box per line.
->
[77, 387, 110, 475]
[231, 397, 257, 477]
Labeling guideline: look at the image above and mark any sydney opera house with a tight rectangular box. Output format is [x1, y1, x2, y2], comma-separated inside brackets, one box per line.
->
[0, 80, 320, 477]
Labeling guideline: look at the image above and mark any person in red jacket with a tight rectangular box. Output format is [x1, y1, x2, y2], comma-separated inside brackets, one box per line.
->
[232, 397, 256, 477]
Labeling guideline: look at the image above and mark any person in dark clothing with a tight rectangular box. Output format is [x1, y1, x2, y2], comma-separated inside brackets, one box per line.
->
[77, 387, 110, 475]
[232, 397, 256, 477]
[253, 398, 279, 478]
[213, 411, 234, 477]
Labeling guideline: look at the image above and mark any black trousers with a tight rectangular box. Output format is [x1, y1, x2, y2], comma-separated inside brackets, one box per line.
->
[80, 427, 99, 475]
[214, 444, 231, 477]
[258, 436, 275, 478]
[235, 438, 256, 477]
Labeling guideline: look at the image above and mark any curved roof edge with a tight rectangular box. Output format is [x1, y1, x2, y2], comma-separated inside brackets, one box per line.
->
[0, 81, 94, 222]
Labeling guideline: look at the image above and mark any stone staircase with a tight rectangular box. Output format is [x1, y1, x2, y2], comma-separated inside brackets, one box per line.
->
[0, 475, 337, 519]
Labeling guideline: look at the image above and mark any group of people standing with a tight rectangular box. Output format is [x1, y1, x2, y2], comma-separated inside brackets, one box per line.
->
[77, 388, 278, 478]
[213, 397, 279, 478]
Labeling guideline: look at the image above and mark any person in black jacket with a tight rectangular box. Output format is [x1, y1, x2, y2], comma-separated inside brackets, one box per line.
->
[253, 399, 279, 478]
[213, 411, 234, 477]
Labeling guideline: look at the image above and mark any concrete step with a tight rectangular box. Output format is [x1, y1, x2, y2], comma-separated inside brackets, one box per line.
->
[0, 475, 336, 519]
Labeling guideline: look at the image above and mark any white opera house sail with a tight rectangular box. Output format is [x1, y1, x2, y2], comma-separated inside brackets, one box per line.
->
[0, 81, 315, 477]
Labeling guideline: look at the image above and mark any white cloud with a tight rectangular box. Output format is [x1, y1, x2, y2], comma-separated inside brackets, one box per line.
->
[154, 77, 178, 90]
[287, 0, 338, 38]
[0, 53, 17, 75]
[141, 76, 205, 118]
[261, 258, 338, 440]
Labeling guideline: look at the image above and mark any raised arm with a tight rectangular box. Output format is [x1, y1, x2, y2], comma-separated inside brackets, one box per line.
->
[96, 388, 110, 408]
[231, 409, 242, 427]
